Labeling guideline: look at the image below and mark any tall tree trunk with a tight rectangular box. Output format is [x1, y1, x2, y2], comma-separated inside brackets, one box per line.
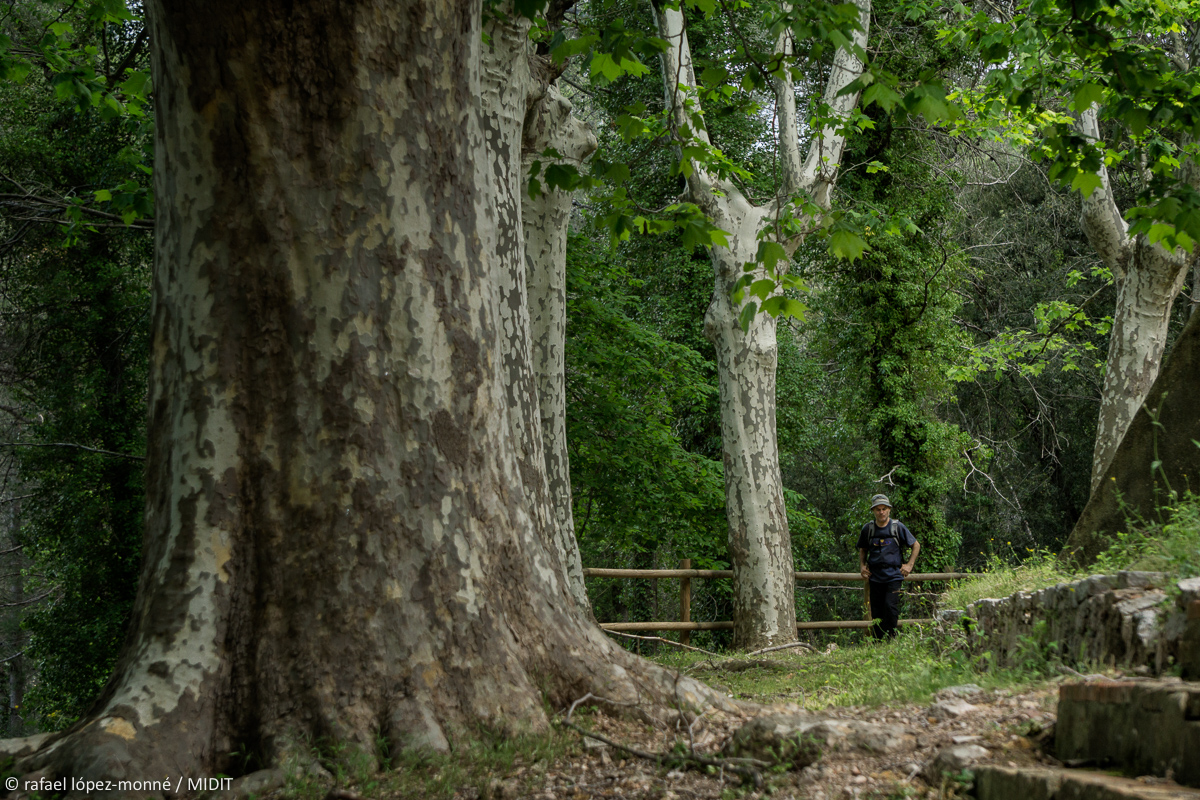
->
[1090, 245, 1190, 493]
[522, 78, 596, 614]
[704, 204, 797, 648]
[653, 0, 869, 649]
[1076, 108, 1197, 493]
[6, 0, 733, 787]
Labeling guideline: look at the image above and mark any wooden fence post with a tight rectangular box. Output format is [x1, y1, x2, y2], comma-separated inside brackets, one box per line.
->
[679, 558, 692, 645]
[863, 578, 871, 622]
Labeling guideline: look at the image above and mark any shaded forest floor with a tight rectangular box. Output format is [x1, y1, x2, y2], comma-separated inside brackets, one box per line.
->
[277, 632, 1094, 800]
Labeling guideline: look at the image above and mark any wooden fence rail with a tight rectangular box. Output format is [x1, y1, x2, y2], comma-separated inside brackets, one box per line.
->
[583, 560, 970, 642]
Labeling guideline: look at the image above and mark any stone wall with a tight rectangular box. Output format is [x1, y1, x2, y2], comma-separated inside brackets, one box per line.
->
[957, 572, 1200, 674]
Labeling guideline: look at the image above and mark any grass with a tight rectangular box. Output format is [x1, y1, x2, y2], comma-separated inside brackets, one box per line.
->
[940, 550, 1076, 611]
[279, 727, 578, 800]
[648, 626, 1050, 711]
[941, 491, 1200, 611]
[269, 627, 1058, 799]
[1092, 491, 1200, 579]
[269, 495, 1200, 797]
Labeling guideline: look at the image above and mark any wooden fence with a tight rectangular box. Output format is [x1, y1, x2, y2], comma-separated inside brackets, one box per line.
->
[583, 559, 970, 644]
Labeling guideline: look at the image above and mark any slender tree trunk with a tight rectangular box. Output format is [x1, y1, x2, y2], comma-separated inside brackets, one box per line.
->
[652, 0, 869, 649]
[6, 0, 734, 788]
[522, 78, 596, 614]
[1076, 107, 1197, 492]
[1090, 244, 1190, 493]
[704, 205, 797, 649]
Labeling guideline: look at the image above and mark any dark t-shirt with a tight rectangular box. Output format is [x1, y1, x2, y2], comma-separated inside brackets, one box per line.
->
[856, 520, 917, 583]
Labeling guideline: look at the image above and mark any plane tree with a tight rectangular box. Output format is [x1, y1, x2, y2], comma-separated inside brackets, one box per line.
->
[0, 0, 736, 786]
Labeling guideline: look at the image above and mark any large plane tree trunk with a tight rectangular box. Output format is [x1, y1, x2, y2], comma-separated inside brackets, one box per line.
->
[4, 0, 733, 790]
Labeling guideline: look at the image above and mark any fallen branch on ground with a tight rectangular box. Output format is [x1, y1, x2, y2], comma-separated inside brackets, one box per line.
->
[560, 693, 769, 788]
[746, 641, 816, 657]
[603, 629, 722, 657]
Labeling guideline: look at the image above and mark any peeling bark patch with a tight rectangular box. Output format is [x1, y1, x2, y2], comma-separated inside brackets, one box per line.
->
[432, 409, 469, 467]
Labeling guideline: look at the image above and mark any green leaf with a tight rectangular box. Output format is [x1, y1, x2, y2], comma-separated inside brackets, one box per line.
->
[761, 296, 807, 321]
[861, 83, 903, 112]
[748, 279, 775, 302]
[754, 241, 788, 273]
[828, 229, 869, 261]
[590, 52, 623, 83]
[737, 301, 758, 332]
[1146, 223, 1174, 245]
[513, 0, 547, 19]
[1071, 83, 1104, 112]
[1070, 171, 1103, 198]
[93, 189, 112, 202]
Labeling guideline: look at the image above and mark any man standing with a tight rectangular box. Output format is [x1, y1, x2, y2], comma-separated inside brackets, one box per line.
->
[857, 494, 920, 640]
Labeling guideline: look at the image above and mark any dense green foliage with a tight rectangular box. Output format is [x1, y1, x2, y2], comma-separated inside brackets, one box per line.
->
[0, 3, 151, 728]
[0, 0, 1193, 735]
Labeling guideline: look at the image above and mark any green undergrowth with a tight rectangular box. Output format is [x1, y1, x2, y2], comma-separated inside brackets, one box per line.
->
[271, 629, 1055, 799]
[941, 492, 1200, 611]
[650, 627, 1050, 711]
[940, 549, 1076, 611]
[1092, 491, 1200, 580]
[278, 727, 578, 800]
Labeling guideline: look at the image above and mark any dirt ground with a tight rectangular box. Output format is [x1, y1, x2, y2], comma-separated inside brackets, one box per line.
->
[462, 683, 1063, 800]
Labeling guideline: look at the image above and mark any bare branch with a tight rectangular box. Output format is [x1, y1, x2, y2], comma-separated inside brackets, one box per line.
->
[796, 0, 871, 209]
[0, 589, 51, 608]
[745, 640, 815, 657]
[562, 693, 768, 787]
[0, 442, 145, 461]
[1074, 106, 1131, 277]
[651, 2, 721, 211]
[602, 629, 722, 657]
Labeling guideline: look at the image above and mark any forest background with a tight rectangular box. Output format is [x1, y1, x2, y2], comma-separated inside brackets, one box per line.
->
[0, 0, 1195, 736]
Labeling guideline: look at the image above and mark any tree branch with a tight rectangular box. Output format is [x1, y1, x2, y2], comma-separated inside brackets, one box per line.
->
[651, 2, 721, 212]
[562, 693, 768, 787]
[0, 590, 51, 608]
[106, 27, 148, 87]
[1074, 106, 1131, 277]
[772, 7, 804, 197]
[796, 0, 871, 210]
[0, 442, 145, 461]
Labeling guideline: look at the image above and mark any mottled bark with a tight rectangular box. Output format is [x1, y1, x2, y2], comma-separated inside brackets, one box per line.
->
[1064, 310, 1200, 564]
[705, 203, 797, 648]
[654, 0, 869, 649]
[6, 0, 735, 791]
[481, 12, 551, 543]
[1076, 107, 1198, 493]
[522, 80, 596, 614]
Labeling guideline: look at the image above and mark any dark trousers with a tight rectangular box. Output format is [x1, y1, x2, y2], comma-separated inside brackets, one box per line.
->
[868, 579, 902, 640]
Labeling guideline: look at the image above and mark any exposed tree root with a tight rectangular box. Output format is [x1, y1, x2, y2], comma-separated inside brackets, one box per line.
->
[559, 693, 770, 789]
[602, 630, 723, 657]
[746, 641, 817, 657]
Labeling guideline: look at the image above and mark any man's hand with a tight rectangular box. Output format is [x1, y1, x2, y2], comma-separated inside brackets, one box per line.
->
[860, 564, 871, 579]
[900, 562, 913, 578]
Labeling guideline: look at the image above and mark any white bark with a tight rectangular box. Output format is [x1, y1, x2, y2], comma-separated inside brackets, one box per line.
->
[481, 12, 589, 608]
[7, 0, 739, 785]
[654, 0, 869, 649]
[706, 204, 798, 647]
[1076, 107, 1199, 493]
[522, 80, 597, 614]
